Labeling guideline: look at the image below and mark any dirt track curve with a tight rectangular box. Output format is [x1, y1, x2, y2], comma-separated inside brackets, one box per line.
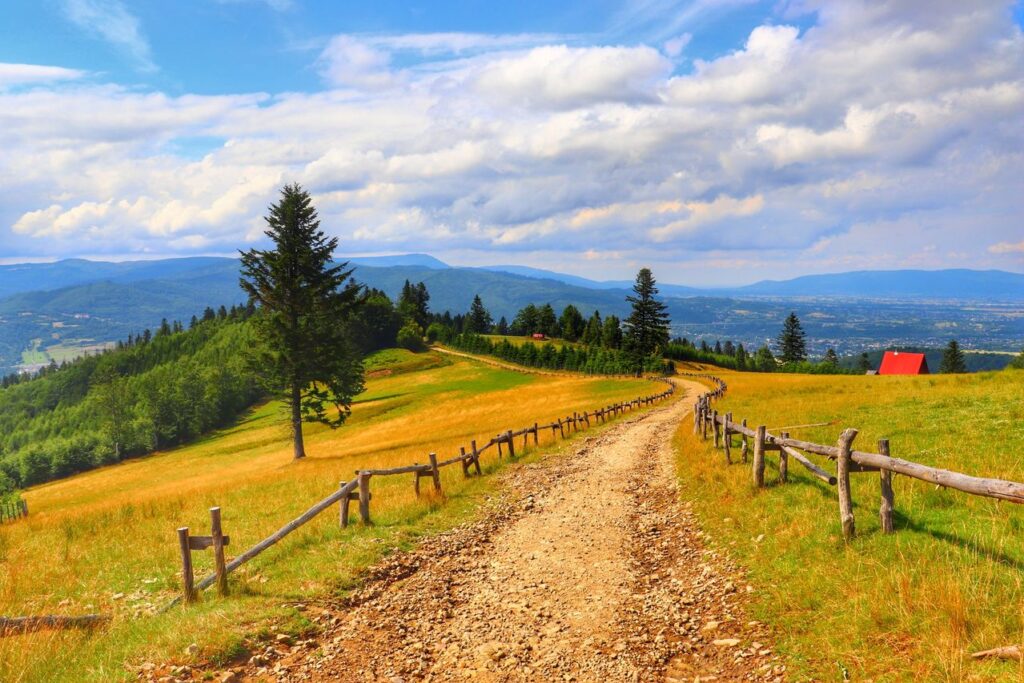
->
[232, 380, 786, 682]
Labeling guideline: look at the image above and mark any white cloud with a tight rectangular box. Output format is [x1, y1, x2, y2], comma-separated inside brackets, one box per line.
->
[989, 240, 1024, 254]
[1, 1, 1022, 279]
[0, 63, 86, 88]
[61, 0, 156, 72]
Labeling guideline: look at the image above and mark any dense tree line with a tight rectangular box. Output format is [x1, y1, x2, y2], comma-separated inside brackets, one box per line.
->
[0, 311, 262, 493]
[444, 332, 671, 375]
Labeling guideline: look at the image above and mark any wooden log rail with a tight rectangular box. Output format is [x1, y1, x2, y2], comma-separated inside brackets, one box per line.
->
[691, 371, 1024, 544]
[0, 614, 110, 636]
[170, 379, 676, 607]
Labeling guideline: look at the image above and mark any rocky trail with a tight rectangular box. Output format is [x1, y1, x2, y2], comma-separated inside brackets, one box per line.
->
[199, 381, 786, 682]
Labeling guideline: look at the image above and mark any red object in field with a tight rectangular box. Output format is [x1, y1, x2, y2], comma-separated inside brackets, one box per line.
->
[878, 351, 930, 375]
[531, 333, 546, 340]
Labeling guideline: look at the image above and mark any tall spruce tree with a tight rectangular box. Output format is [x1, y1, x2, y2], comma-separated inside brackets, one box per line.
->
[559, 305, 585, 342]
[466, 295, 493, 333]
[940, 339, 967, 373]
[777, 312, 807, 363]
[239, 184, 365, 460]
[623, 268, 671, 373]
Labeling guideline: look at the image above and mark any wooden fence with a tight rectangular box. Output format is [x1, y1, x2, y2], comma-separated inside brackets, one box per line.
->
[0, 498, 27, 524]
[691, 374, 1024, 541]
[170, 380, 676, 607]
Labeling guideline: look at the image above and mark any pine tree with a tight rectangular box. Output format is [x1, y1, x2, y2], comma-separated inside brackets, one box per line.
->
[858, 352, 871, 372]
[398, 280, 431, 329]
[714, 340, 722, 355]
[495, 316, 509, 335]
[537, 304, 558, 337]
[559, 305, 585, 342]
[777, 312, 807, 363]
[723, 340, 735, 357]
[823, 348, 839, 366]
[601, 315, 622, 349]
[623, 268, 671, 373]
[581, 311, 602, 345]
[240, 183, 365, 460]
[735, 343, 748, 368]
[512, 304, 539, 336]
[940, 339, 967, 373]
[466, 295, 493, 334]
[754, 345, 776, 371]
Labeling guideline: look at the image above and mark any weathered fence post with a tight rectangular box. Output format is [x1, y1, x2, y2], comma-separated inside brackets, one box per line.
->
[177, 527, 196, 604]
[878, 438, 894, 534]
[837, 429, 859, 542]
[471, 439, 482, 475]
[741, 418, 749, 463]
[702, 404, 709, 440]
[357, 471, 371, 524]
[778, 432, 789, 484]
[713, 410, 720, 448]
[693, 403, 700, 434]
[723, 412, 732, 463]
[429, 452, 442, 493]
[460, 447, 470, 478]
[340, 481, 352, 526]
[752, 426, 766, 488]
[210, 507, 228, 597]
[533, 423, 539, 445]
[497, 435, 503, 458]
[558, 418, 565, 438]
[506, 431, 516, 458]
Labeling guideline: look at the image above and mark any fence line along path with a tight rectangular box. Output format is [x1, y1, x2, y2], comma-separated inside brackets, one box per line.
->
[167, 377, 676, 609]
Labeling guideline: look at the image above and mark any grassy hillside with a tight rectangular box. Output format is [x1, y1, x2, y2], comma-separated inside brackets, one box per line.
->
[674, 367, 1024, 681]
[0, 349, 653, 682]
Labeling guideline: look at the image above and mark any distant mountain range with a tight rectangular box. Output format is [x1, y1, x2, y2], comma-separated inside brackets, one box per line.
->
[0, 255, 1020, 373]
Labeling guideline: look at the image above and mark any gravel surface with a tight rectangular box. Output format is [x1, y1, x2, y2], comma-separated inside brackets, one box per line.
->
[174, 380, 785, 683]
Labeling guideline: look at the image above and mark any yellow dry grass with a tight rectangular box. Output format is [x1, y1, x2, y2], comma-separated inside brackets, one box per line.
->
[0, 349, 653, 682]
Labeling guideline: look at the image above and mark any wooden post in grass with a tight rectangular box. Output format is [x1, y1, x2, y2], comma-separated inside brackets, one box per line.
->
[357, 471, 371, 524]
[713, 410, 720, 448]
[693, 403, 699, 434]
[177, 527, 196, 604]
[752, 426, 766, 488]
[497, 435, 503, 458]
[878, 438, 895, 534]
[837, 429, 859, 542]
[460, 447, 470, 478]
[741, 419, 749, 463]
[778, 433, 789, 484]
[471, 440, 482, 475]
[702, 406, 709, 440]
[558, 419, 565, 438]
[506, 431, 516, 458]
[723, 413, 732, 463]
[210, 507, 228, 596]
[340, 481, 354, 525]
[429, 453, 442, 493]
[533, 423, 539, 445]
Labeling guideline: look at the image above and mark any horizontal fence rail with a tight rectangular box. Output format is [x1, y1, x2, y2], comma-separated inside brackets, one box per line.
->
[690, 374, 1024, 542]
[166, 378, 677, 609]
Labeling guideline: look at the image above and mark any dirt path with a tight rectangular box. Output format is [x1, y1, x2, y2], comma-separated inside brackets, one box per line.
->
[237, 381, 785, 682]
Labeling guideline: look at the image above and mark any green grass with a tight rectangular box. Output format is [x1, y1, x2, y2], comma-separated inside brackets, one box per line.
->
[19, 339, 46, 365]
[482, 334, 580, 349]
[0, 349, 654, 682]
[674, 368, 1024, 681]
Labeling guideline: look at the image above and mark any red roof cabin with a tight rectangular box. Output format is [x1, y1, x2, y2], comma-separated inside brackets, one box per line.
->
[531, 333, 546, 341]
[877, 351, 929, 375]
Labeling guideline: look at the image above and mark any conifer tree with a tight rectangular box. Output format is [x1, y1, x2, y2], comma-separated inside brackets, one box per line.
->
[601, 315, 623, 349]
[559, 305, 585, 342]
[623, 268, 671, 373]
[777, 312, 807, 363]
[537, 304, 559, 337]
[466, 295, 493, 334]
[823, 348, 839, 366]
[858, 352, 871, 372]
[940, 339, 967, 373]
[240, 183, 365, 460]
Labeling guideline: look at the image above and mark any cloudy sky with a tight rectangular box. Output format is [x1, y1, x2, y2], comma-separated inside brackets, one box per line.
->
[1, 0, 1022, 285]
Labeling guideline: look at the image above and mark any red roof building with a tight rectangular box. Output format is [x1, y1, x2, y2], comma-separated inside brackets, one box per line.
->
[878, 351, 930, 375]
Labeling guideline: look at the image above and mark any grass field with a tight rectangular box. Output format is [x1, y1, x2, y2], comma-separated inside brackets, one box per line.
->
[0, 349, 654, 682]
[674, 368, 1024, 681]
[482, 334, 579, 349]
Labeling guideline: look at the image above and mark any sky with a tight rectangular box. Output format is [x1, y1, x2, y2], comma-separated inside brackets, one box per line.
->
[0, 0, 1022, 286]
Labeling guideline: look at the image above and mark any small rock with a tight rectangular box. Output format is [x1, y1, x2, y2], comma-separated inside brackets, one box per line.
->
[713, 638, 741, 647]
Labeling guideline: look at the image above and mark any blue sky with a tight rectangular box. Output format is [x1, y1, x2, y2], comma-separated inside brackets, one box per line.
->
[0, 1, 1021, 284]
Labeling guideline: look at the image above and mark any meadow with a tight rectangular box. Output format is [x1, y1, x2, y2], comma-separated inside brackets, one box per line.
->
[0, 348, 653, 682]
[675, 368, 1024, 681]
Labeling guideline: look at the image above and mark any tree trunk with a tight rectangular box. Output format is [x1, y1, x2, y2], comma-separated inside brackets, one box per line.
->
[291, 383, 305, 459]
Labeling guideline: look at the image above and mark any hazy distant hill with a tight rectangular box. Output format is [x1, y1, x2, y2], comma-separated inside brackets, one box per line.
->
[736, 269, 1024, 300]
[0, 256, 1021, 374]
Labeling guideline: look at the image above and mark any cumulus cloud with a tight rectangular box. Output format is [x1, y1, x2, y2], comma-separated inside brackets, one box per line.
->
[1, 1, 1022, 281]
